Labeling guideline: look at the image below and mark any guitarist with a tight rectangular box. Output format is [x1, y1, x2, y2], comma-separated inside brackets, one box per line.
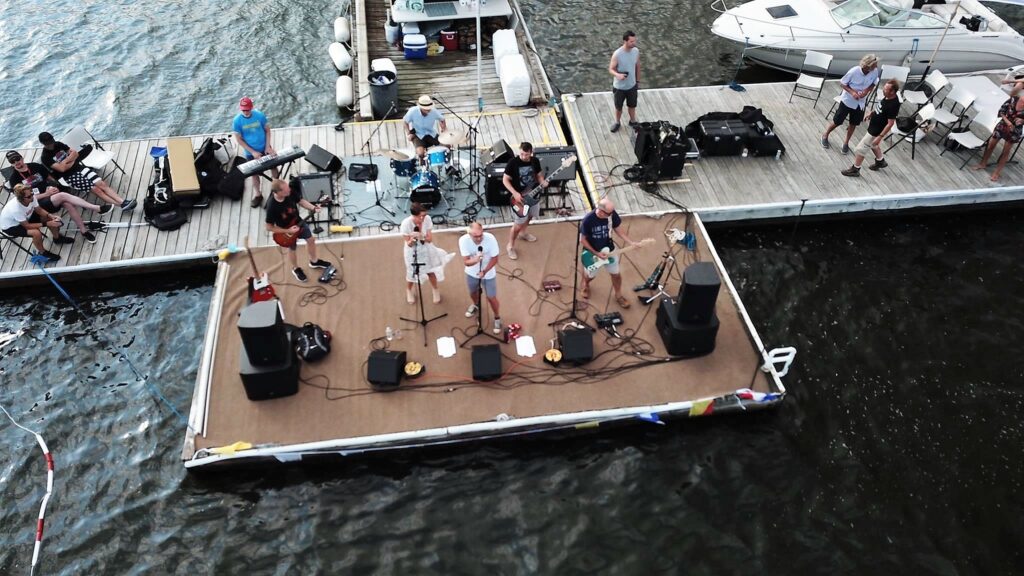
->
[264, 178, 331, 282]
[579, 198, 639, 309]
[503, 141, 547, 261]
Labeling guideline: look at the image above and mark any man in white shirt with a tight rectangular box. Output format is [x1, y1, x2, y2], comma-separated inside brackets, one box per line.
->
[821, 54, 881, 155]
[458, 222, 502, 334]
[404, 94, 447, 161]
[1, 184, 65, 262]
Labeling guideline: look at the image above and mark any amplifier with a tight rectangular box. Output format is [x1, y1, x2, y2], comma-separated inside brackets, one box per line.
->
[484, 162, 510, 206]
[533, 146, 578, 182]
[297, 172, 333, 203]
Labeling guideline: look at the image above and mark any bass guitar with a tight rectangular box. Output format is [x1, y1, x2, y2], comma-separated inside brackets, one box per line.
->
[244, 235, 276, 303]
[581, 238, 656, 276]
[511, 154, 577, 219]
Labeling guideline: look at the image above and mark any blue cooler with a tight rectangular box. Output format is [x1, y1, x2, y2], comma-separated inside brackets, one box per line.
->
[403, 33, 427, 59]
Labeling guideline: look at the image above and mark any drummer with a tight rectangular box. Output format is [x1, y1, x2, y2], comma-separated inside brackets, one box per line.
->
[404, 94, 447, 162]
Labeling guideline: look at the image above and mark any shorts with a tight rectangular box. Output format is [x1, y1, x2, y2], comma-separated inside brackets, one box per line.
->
[854, 132, 881, 158]
[584, 253, 621, 279]
[833, 102, 865, 126]
[38, 197, 58, 213]
[412, 134, 439, 150]
[286, 224, 313, 251]
[64, 167, 100, 192]
[613, 85, 638, 110]
[242, 146, 266, 160]
[513, 201, 540, 225]
[2, 213, 42, 238]
[465, 274, 497, 298]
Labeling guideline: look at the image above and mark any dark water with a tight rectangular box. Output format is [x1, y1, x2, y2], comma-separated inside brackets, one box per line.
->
[2, 1, 1024, 574]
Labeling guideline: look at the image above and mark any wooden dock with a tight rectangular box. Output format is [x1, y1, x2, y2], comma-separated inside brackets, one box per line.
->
[562, 79, 1024, 221]
[0, 107, 584, 284]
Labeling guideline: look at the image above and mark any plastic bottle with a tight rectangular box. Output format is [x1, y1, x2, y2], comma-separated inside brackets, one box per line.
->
[385, 326, 394, 341]
[741, 147, 748, 158]
[775, 149, 782, 161]
[394, 328, 403, 340]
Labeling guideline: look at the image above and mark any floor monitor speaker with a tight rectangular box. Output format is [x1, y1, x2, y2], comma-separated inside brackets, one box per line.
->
[368, 349, 407, 390]
[656, 299, 719, 357]
[239, 331, 299, 401]
[306, 144, 343, 172]
[481, 139, 513, 165]
[472, 344, 503, 381]
[676, 262, 721, 325]
[237, 300, 289, 366]
[560, 328, 594, 365]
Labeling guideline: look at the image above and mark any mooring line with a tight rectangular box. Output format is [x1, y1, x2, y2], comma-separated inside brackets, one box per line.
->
[0, 403, 54, 576]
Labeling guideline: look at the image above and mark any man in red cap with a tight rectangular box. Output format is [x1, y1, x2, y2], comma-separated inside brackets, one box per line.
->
[232, 96, 277, 208]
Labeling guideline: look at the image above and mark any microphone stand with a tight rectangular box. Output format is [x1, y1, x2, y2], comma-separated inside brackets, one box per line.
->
[459, 245, 504, 348]
[549, 219, 595, 332]
[400, 228, 447, 347]
[433, 94, 488, 214]
[355, 101, 397, 218]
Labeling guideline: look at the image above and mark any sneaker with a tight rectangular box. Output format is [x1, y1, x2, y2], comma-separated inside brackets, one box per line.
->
[83, 231, 97, 244]
[250, 195, 264, 209]
[868, 158, 889, 171]
[52, 235, 74, 244]
[120, 198, 137, 211]
[841, 166, 861, 177]
[506, 244, 518, 260]
[39, 250, 61, 262]
[493, 318, 503, 335]
[820, 137, 830, 149]
[309, 259, 331, 269]
[98, 204, 114, 215]
[292, 267, 307, 282]
[628, 120, 639, 127]
[610, 122, 621, 133]
[841, 143, 850, 155]
[519, 232, 537, 242]
[465, 304, 478, 318]
[407, 288, 415, 304]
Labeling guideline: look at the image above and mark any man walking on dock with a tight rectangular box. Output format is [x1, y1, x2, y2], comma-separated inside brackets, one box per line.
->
[821, 54, 879, 154]
[609, 31, 640, 133]
[233, 96, 277, 209]
[842, 79, 900, 177]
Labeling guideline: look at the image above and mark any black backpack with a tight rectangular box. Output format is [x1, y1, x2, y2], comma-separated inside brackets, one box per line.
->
[195, 137, 227, 196]
[144, 155, 188, 231]
[218, 157, 246, 201]
[293, 322, 332, 362]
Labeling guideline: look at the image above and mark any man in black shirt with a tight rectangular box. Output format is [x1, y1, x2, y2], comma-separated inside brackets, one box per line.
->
[264, 178, 331, 282]
[842, 79, 901, 176]
[502, 141, 547, 261]
[38, 131, 137, 211]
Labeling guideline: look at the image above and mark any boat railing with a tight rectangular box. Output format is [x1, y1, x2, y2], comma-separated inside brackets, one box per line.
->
[710, 0, 896, 44]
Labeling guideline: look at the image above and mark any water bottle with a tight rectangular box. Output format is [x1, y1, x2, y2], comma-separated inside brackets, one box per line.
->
[741, 147, 748, 158]
[394, 328, 403, 340]
[385, 326, 394, 341]
[775, 149, 782, 161]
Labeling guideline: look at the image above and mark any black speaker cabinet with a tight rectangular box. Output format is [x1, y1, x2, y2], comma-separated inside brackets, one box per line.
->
[658, 143, 687, 180]
[560, 328, 594, 365]
[472, 344, 503, 381]
[656, 299, 719, 358]
[676, 262, 721, 325]
[240, 331, 299, 401]
[484, 163, 510, 206]
[367, 349, 407, 390]
[237, 300, 289, 366]
[306, 144, 342, 172]
[481, 139, 513, 166]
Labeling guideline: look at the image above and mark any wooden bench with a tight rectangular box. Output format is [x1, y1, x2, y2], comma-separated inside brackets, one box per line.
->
[166, 137, 201, 197]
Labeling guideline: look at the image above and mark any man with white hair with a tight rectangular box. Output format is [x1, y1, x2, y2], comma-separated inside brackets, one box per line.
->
[821, 54, 880, 155]
[579, 197, 639, 309]
[404, 94, 447, 161]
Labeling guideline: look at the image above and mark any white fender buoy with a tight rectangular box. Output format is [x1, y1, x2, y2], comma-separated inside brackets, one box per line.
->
[329, 42, 352, 72]
[334, 17, 351, 43]
[336, 76, 354, 108]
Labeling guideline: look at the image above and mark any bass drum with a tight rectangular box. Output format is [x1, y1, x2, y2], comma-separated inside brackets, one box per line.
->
[409, 170, 441, 208]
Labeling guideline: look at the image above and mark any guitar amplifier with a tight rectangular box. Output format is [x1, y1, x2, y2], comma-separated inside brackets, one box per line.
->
[484, 163, 510, 206]
[533, 146, 578, 182]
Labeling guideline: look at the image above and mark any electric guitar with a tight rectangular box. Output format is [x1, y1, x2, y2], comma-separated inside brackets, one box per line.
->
[272, 203, 322, 249]
[511, 154, 577, 219]
[581, 238, 656, 276]
[244, 235, 276, 303]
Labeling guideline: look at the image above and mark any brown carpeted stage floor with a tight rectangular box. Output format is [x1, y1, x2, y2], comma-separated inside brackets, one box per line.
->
[194, 214, 772, 451]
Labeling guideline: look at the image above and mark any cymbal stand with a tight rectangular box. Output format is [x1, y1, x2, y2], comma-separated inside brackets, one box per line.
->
[432, 95, 488, 214]
[354, 102, 396, 218]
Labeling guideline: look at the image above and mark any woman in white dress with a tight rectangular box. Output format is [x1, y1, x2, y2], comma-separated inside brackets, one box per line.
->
[399, 203, 452, 304]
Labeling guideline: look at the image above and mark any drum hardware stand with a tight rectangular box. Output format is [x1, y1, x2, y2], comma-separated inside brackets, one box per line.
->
[432, 94, 489, 213]
[355, 102, 397, 218]
[459, 247, 505, 348]
[400, 237, 447, 347]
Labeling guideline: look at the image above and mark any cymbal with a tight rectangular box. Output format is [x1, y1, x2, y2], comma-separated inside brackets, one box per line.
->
[437, 130, 468, 146]
[380, 149, 409, 160]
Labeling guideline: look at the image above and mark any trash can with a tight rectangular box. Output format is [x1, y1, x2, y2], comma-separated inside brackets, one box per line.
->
[368, 70, 398, 119]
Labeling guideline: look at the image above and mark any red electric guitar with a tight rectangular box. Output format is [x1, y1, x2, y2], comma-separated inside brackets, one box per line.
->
[272, 205, 320, 249]
[244, 235, 276, 303]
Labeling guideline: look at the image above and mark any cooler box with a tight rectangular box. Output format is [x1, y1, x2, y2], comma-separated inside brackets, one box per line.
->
[492, 29, 519, 75]
[499, 53, 531, 107]
[401, 22, 420, 35]
[403, 34, 427, 59]
[440, 30, 458, 52]
[371, 57, 397, 75]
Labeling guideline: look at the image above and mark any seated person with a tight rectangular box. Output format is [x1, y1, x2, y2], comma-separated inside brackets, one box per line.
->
[1, 184, 69, 262]
[6, 150, 111, 244]
[38, 131, 137, 211]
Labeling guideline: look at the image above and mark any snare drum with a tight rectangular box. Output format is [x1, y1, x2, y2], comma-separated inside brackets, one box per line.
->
[390, 157, 417, 178]
[409, 170, 441, 207]
[426, 145, 450, 168]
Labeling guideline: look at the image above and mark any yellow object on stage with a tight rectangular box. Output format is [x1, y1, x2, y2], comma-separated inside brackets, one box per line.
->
[330, 225, 355, 233]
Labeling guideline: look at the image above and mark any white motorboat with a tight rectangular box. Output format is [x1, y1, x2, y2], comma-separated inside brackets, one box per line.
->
[711, 0, 1024, 75]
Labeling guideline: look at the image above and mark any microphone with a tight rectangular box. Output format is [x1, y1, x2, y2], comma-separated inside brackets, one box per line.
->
[413, 225, 421, 243]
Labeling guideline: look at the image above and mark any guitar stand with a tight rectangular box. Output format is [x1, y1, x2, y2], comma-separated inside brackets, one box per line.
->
[400, 246, 447, 347]
[541, 181, 571, 215]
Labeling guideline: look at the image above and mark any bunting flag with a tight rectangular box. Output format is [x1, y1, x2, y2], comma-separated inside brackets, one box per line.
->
[689, 399, 714, 417]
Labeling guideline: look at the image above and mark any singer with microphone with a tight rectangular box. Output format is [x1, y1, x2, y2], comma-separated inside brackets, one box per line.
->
[459, 222, 503, 335]
[403, 94, 447, 162]
[400, 202, 454, 304]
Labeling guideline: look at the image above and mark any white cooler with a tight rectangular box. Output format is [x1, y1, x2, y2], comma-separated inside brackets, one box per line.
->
[371, 58, 397, 75]
[499, 53, 531, 107]
[492, 29, 519, 75]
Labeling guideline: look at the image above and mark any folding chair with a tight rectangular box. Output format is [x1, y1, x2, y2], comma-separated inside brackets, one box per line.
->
[884, 103, 936, 160]
[939, 113, 1000, 169]
[931, 85, 976, 142]
[61, 126, 126, 177]
[867, 64, 911, 109]
[789, 51, 833, 108]
[903, 69, 949, 107]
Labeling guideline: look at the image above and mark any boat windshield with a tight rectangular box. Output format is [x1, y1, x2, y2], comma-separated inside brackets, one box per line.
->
[831, 0, 947, 29]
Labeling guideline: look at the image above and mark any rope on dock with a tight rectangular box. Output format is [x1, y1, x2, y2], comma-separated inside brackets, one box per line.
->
[0, 403, 55, 576]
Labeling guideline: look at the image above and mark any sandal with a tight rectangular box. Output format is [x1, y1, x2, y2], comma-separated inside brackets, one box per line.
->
[615, 295, 631, 309]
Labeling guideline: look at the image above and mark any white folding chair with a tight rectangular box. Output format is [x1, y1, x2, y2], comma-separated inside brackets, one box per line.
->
[939, 113, 1000, 169]
[867, 64, 911, 108]
[932, 85, 976, 142]
[789, 51, 833, 108]
[904, 69, 949, 106]
[61, 126, 126, 177]
[885, 103, 936, 160]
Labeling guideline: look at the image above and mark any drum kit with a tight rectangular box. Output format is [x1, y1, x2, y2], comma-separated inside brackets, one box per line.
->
[383, 129, 468, 209]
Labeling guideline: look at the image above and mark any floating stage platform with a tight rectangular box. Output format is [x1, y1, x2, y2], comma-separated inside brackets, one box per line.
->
[181, 213, 786, 469]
